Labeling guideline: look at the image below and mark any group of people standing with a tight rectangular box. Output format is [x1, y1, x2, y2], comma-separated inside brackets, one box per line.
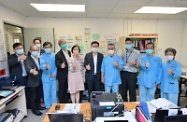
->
[8, 37, 181, 116]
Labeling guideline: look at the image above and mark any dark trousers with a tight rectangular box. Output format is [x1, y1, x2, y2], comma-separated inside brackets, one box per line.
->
[29, 83, 43, 110]
[19, 76, 31, 108]
[87, 75, 101, 101]
[119, 71, 137, 102]
[58, 79, 69, 103]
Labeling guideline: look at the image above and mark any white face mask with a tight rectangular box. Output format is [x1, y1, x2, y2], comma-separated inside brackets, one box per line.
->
[108, 50, 114, 55]
[166, 55, 174, 61]
[35, 44, 41, 48]
[92, 48, 98, 52]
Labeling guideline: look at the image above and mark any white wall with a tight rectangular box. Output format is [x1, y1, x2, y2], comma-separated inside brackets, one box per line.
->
[125, 19, 184, 62]
[24, 17, 124, 52]
[0, 5, 27, 76]
[25, 17, 184, 62]
[181, 18, 187, 66]
[0, 5, 27, 36]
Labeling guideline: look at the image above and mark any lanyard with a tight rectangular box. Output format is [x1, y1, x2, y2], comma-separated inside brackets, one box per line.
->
[126, 49, 134, 63]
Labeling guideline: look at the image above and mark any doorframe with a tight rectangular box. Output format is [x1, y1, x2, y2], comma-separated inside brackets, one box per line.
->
[3, 22, 25, 50]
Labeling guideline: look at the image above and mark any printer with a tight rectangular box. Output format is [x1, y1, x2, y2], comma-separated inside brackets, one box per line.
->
[91, 91, 124, 121]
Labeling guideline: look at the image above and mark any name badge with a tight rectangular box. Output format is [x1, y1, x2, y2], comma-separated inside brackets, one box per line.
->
[124, 65, 128, 69]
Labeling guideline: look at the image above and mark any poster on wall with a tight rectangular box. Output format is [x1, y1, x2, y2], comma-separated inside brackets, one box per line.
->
[99, 40, 107, 55]
[84, 28, 91, 53]
[66, 35, 74, 50]
[0, 43, 5, 62]
[0, 30, 2, 42]
[75, 35, 83, 43]
[92, 33, 100, 42]
[75, 35, 84, 56]
[0, 42, 7, 77]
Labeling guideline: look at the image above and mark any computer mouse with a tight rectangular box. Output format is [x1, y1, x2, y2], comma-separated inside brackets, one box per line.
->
[55, 104, 60, 110]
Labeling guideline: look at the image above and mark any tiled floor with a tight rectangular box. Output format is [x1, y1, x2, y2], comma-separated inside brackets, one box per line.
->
[21, 109, 48, 122]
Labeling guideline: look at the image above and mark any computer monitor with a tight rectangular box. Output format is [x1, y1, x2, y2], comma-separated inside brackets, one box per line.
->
[154, 109, 182, 122]
[164, 115, 187, 122]
[48, 113, 83, 122]
[154, 109, 168, 122]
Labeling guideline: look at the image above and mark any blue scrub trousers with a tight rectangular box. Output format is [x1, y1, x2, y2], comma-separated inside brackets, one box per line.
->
[161, 92, 178, 105]
[139, 85, 156, 102]
[105, 85, 119, 93]
[43, 79, 57, 108]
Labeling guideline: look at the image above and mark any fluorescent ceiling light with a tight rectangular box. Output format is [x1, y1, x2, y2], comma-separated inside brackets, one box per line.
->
[30, 3, 85, 12]
[135, 6, 187, 14]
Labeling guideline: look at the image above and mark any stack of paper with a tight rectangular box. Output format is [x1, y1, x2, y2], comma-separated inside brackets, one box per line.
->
[147, 98, 179, 113]
[57, 104, 81, 114]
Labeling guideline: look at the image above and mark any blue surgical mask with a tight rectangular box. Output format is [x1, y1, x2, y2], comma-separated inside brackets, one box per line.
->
[16, 49, 24, 55]
[44, 48, 51, 53]
[61, 44, 67, 49]
[35, 44, 41, 48]
[146, 49, 153, 55]
[125, 44, 132, 50]
[31, 51, 39, 57]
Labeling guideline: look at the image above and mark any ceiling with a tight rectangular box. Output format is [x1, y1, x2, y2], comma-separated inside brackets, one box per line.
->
[1, 0, 187, 19]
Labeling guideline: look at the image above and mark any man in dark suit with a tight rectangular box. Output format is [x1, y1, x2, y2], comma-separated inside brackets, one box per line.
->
[84, 41, 104, 101]
[8, 43, 27, 86]
[28, 38, 45, 104]
[28, 38, 45, 56]
[55, 39, 71, 103]
[8, 43, 31, 109]
[25, 45, 45, 116]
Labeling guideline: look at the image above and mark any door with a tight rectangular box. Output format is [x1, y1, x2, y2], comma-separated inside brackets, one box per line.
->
[23, 28, 55, 53]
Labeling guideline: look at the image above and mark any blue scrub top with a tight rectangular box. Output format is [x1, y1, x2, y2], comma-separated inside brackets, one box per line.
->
[40, 53, 57, 81]
[101, 54, 124, 86]
[138, 54, 162, 88]
[160, 60, 181, 94]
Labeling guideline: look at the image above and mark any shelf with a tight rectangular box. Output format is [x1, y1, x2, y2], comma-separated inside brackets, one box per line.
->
[129, 36, 158, 39]
[14, 111, 25, 122]
[119, 35, 158, 54]
[0, 87, 27, 122]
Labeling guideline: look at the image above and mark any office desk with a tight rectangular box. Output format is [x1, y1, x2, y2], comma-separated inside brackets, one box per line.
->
[0, 86, 27, 122]
[42, 102, 137, 122]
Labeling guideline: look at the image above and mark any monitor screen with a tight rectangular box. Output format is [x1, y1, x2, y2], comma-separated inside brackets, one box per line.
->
[165, 115, 187, 122]
[154, 109, 168, 122]
[48, 113, 83, 122]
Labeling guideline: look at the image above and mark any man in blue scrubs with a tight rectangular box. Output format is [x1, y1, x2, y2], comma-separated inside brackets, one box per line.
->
[40, 42, 57, 108]
[138, 42, 162, 102]
[101, 43, 124, 93]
